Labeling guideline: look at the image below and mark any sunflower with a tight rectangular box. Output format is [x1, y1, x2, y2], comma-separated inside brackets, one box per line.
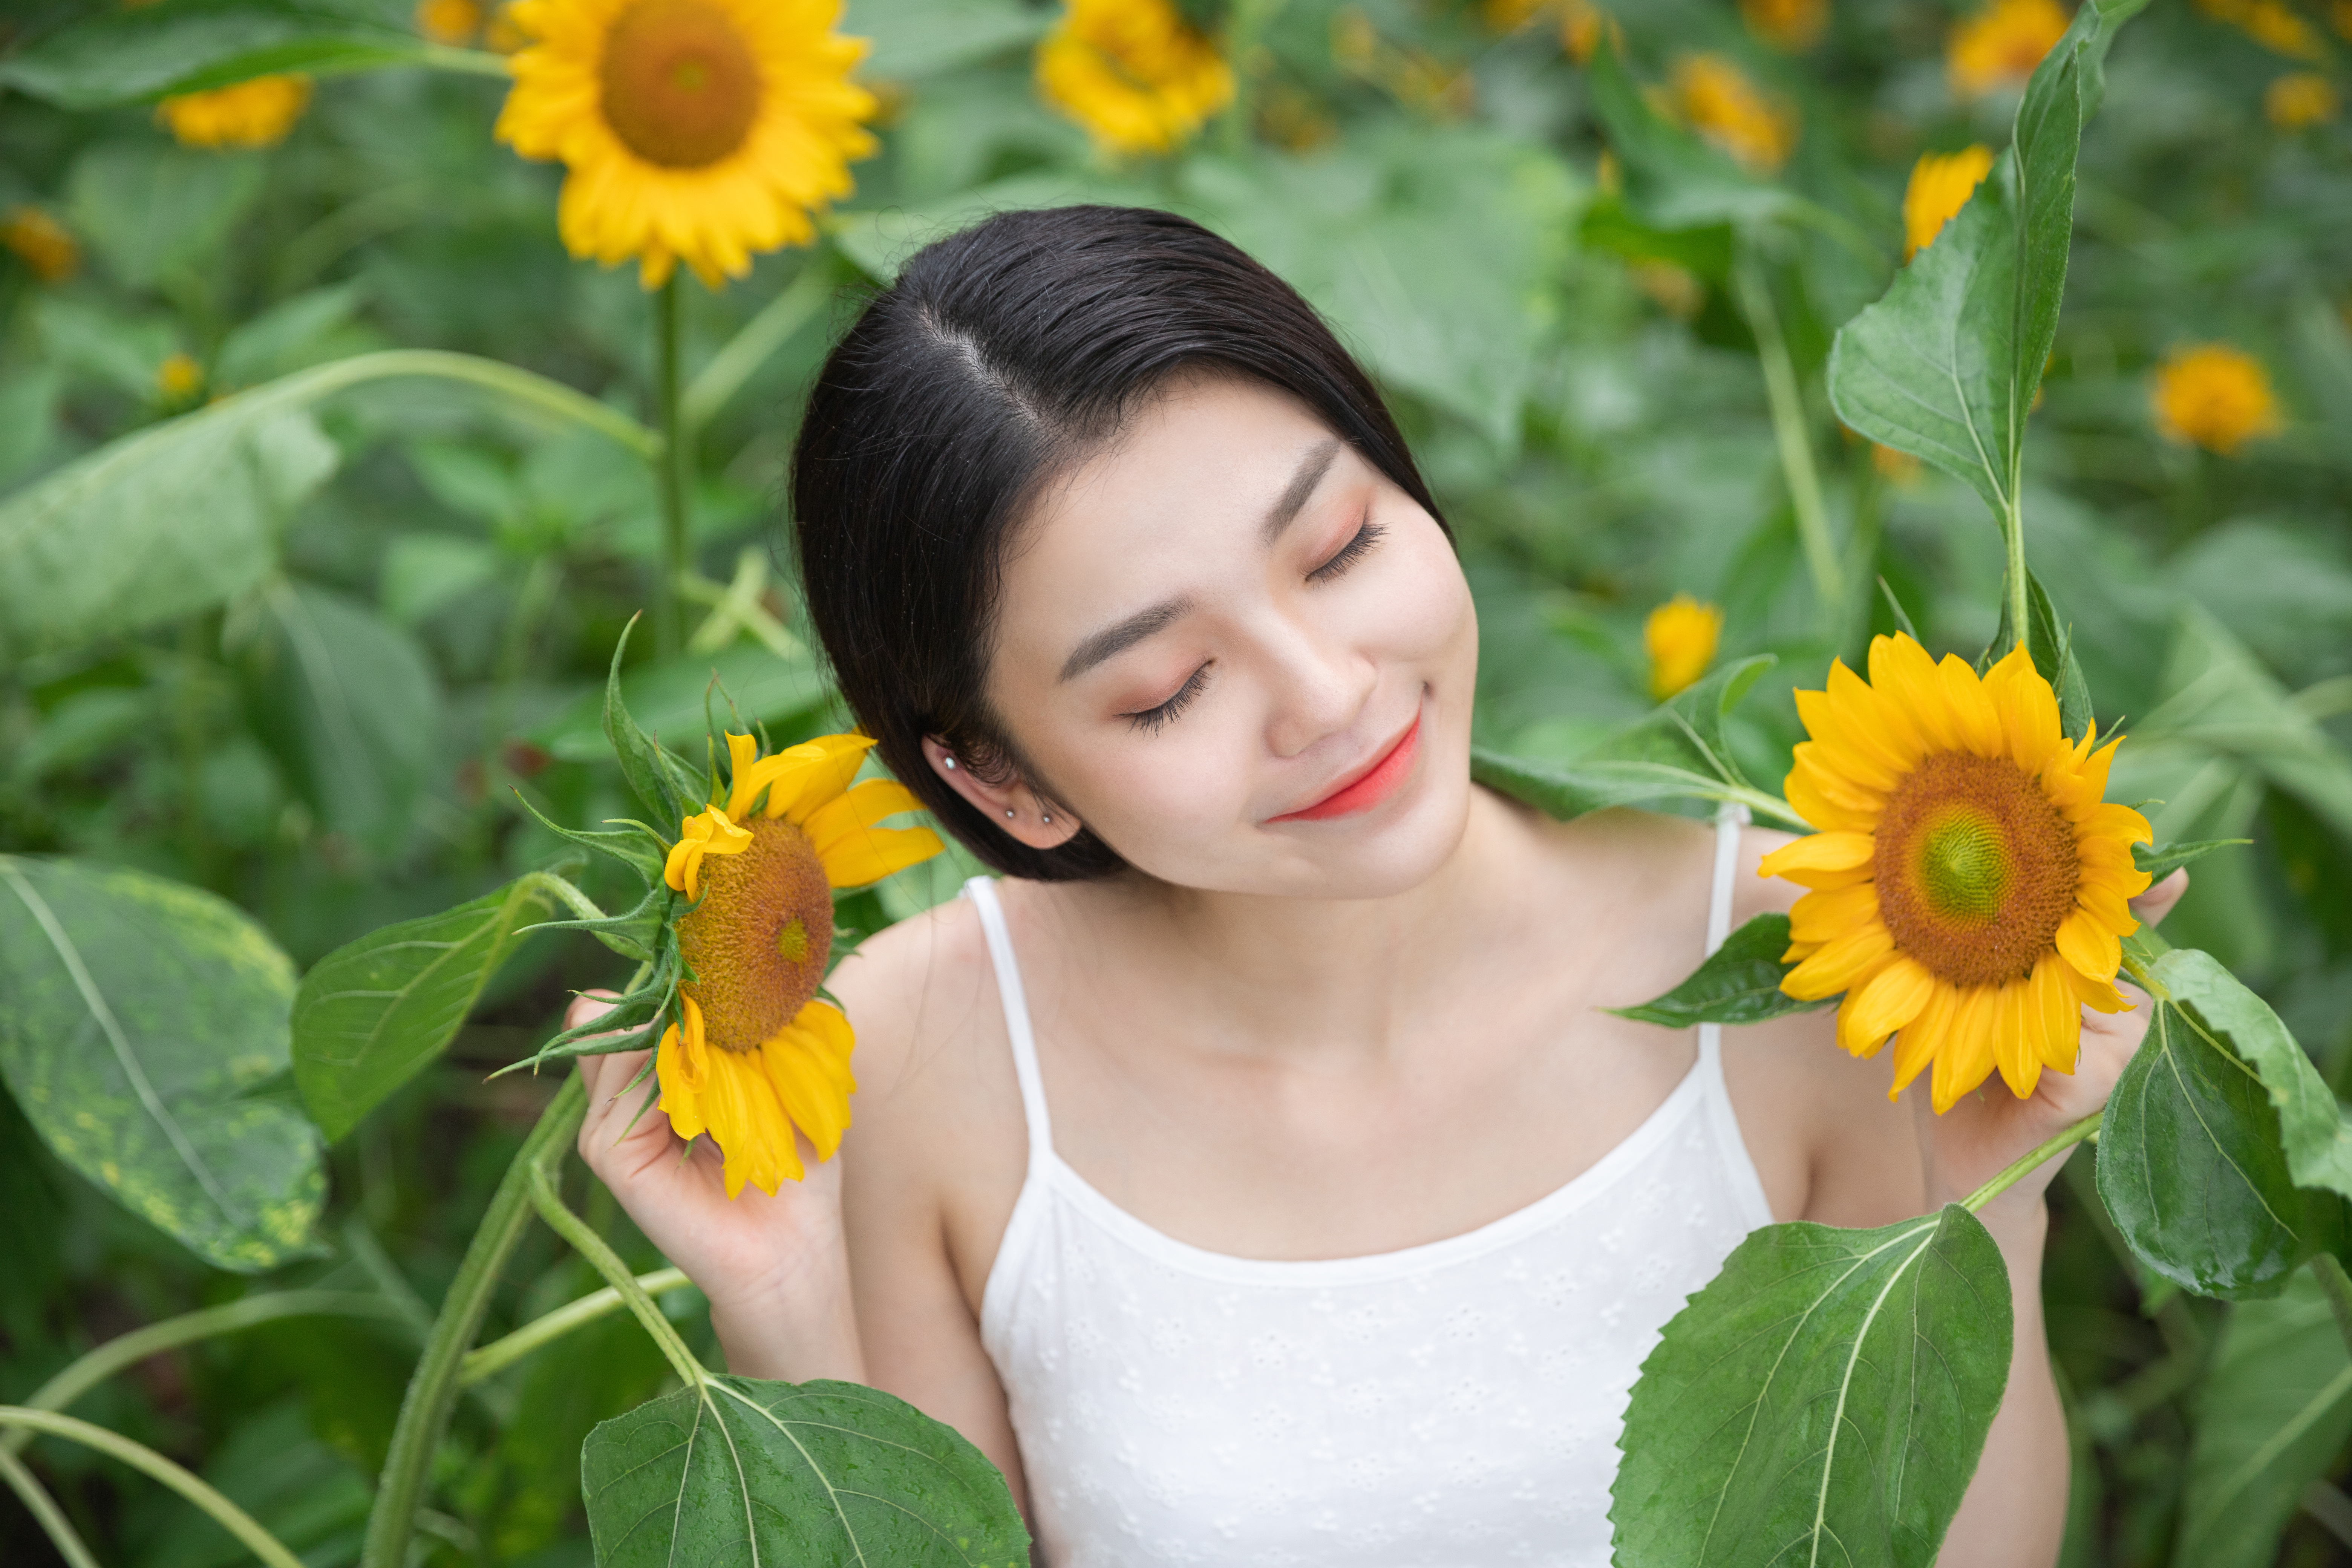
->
[2151, 342, 2283, 455]
[1945, 0, 2068, 98]
[1902, 144, 1995, 261]
[157, 75, 313, 149]
[1758, 634, 2152, 1113]
[653, 732, 943, 1196]
[494, 0, 879, 288]
[1036, 0, 1234, 156]
[2266, 71, 2340, 128]
[1, 207, 77, 283]
[1669, 53, 1797, 172]
[1740, 0, 1828, 52]
[1644, 594, 1723, 700]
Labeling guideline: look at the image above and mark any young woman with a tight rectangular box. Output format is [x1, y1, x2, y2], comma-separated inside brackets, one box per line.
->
[568, 206, 2183, 1566]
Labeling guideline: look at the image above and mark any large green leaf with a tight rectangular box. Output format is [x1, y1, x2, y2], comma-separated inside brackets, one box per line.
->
[0, 350, 652, 654]
[1609, 913, 1832, 1029]
[1827, 0, 2147, 521]
[2174, 1267, 2352, 1568]
[0, 856, 323, 1273]
[0, 0, 492, 110]
[580, 1376, 1031, 1568]
[1611, 1205, 2013, 1567]
[291, 877, 560, 1142]
[2095, 948, 2341, 1299]
[240, 580, 444, 860]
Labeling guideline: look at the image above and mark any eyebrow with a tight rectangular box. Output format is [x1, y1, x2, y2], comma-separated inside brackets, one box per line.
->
[1056, 438, 1344, 685]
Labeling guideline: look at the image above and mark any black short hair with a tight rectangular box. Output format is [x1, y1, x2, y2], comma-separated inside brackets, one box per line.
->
[790, 204, 1445, 880]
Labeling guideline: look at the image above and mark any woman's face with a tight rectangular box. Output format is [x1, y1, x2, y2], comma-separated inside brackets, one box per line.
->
[958, 373, 1479, 899]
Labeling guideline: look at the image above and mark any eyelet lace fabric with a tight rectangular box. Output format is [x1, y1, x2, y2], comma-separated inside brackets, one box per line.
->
[965, 808, 1771, 1566]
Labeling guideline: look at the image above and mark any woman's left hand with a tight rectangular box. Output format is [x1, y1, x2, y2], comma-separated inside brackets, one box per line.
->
[1920, 868, 2190, 1216]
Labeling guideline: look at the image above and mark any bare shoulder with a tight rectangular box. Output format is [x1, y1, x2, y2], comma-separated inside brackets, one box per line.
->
[1720, 820, 1927, 1225]
[826, 894, 1002, 1102]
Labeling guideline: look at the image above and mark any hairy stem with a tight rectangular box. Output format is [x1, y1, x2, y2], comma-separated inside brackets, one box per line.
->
[360, 1074, 586, 1568]
[0, 1445, 101, 1568]
[1962, 1111, 2103, 1213]
[2001, 491, 2030, 664]
[1732, 253, 1842, 613]
[3, 1291, 409, 1458]
[2312, 1253, 2352, 1362]
[527, 1166, 707, 1387]
[654, 277, 691, 657]
[0, 1408, 305, 1568]
[461, 1268, 694, 1386]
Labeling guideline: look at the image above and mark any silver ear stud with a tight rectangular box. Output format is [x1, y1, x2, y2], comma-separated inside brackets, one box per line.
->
[1041, 812, 1053, 825]
[942, 756, 956, 770]
[1005, 808, 1015, 819]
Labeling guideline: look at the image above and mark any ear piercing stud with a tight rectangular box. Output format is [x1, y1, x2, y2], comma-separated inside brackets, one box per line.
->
[1005, 808, 1015, 819]
[942, 755, 956, 770]
[1041, 812, 1053, 825]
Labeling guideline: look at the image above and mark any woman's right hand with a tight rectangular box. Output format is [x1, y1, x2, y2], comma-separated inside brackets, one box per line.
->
[568, 992, 865, 1381]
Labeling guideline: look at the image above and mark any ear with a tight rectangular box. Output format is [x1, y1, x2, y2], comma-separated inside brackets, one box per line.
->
[921, 736, 1084, 850]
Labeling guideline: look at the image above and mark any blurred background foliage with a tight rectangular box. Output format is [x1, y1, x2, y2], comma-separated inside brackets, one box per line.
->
[1, 0, 2350, 1561]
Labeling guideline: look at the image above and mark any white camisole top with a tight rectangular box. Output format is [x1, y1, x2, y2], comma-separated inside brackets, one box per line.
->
[965, 807, 1773, 1567]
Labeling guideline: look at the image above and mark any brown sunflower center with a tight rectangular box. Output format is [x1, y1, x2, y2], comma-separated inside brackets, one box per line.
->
[1873, 751, 2078, 988]
[676, 816, 833, 1054]
[599, 0, 761, 169]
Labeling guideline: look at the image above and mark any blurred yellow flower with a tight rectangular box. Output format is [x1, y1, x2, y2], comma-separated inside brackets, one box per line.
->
[415, 0, 482, 43]
[1038, 0, 1233, 155]
[2198, 0, 2327, 57]
[1946, 0, 2069, 97]
[2151, 343, 2284, 455]
[1741, 0, 1827, 51]
[1628, 258, 1703, 319]
[1561, 0, 1618, 61]
[156, 353, 205, 400]
[1645, 594, 1723, 700]
[1871, 443, 1922, 485]
[157, 75, 313, 149]
[1671, 53, 1796, 172]
[495, 0, 877, 289]
[484, 2, 529, 50]
[1901, 144, 1995, 260]
[2336, 0, 2352, 40]
[2266, 70, 2340, 126]
[1, 206, 78, 283]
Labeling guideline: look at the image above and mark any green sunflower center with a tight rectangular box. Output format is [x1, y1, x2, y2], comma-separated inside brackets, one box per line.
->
[1873, 751, 2079, 988]
[677, 817, 833, 1054]
[600, 0, 761, 169]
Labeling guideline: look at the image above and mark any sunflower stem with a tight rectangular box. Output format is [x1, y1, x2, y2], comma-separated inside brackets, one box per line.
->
[360, 1074, 585, 1568]
[0, 1409, 306, 1568]
[654, 276, 692, 657]
[2311, 1254, 2352, 1363]
[2000, 492, 2031, 666]
[1960, 1110, 2102, 1214]
[1731, 249, 1842, 616]
[528, 1165, 708, 1388]
[0, 1445, 101, 1568]
[460, 1268, 694, 1386]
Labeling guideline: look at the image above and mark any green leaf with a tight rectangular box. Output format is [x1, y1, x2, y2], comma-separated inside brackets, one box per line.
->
[0, 350, 651, 655]
[856, 0, 1049, 80]
[1582, 39, 1805, 233]
[0, 856, 323, 1273]
[240, 580, 444, 860]
[2095, 957, 2334, 1299]
[291, 876, 561, 1143]
[2134, 838, 2250, 882]
[67, 140, 263, 292]
[2174, 1267, 2352, 1568]
[0, 0, 491, 110]
[580, 1376, 1032, 1568]
[1827, 0, 2148, 520]
[1981, 568, 2095, 743]
[2154, 949, 2352, 1204]
[1609, 914, 1833, 1028]
[1611, 1205, 2013, 1567]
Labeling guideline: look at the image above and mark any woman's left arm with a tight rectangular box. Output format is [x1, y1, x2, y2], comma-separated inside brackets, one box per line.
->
[1925, 868, 2187, 1568]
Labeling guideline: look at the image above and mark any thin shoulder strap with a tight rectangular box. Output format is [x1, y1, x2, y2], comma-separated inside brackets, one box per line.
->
[962, 876, 1055, 1167]
[1698, 801, 1752, 1066]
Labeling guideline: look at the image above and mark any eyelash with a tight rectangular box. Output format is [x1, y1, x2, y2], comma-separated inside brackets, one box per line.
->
[1308, 517, 1386, 583]
[1125, 664, 1211, 735]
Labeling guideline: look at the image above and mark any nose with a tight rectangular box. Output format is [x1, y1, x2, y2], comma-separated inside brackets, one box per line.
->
[1259, 612, 1376, 761]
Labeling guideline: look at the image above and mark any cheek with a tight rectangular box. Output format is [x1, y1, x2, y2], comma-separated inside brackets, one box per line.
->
[1370, 526, 1476, 666]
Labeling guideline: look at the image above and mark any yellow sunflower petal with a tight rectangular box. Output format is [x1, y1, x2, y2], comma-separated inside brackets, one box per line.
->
[763, 735, 876, 822]
[1930, 985, 2000, 1113]
[1994, 977, 2043, 1099]
[2054, 907, 2122, 984]
[2075, 879, 2139, 936]
[761, 1024, 852, 1161]
[1783, 920, 1896, 999]
[1887, 980, 1958, 1100]
[703, 1046, 803, 1197]
[819, 824, 947, 889]
[1983, 645, 2064, 775]
[1785, 764, 1880, 834]
[1788, 881, 1881, 946]
[2076, 801, 2154, 847]
[1757, 831, 1876, 881]
[2033, 956, 2081, 1076]
[1795, 689, 1909, 791]
[1865, 635, 1956, 754]
[2058, 959, 2132, 1015]
[1935, 654, 2006, 758]
[1839, 955, 1936, 1057]
[663, 803, 755, 899]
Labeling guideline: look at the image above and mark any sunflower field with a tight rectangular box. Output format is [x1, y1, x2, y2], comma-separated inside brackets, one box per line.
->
[3, 0, 2352, 1561]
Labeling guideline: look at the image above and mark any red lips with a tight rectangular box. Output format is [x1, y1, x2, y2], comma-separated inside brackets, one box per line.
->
[1270, 712, 1422, 822]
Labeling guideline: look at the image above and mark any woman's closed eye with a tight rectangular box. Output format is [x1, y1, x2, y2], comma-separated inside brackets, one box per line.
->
[1123, 663, 1212, 735]
[1308, 516, 1386, 583]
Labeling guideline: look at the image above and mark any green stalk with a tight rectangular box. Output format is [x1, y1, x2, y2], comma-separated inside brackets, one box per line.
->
[2000, 491, 2030, 662]
[360, 1075, 586, 1568]
[1732, 253, 1842, 615]
[0, 1446, 101, 1568]
[460, 1267, 694, 1386]
[1961, 1111, 2103, 1213]
[0, 1408, 305, 1568]
[654, 277, 692, 657]
[527, 1166, 706, 1387]
[2311, 1254, 2352, 1362]
[3, 1291, 408, 1458]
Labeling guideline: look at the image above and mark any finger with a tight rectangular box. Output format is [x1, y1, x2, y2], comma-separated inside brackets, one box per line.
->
[2129, 867, 2188, 928]
[565, 988, 622, 1032]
